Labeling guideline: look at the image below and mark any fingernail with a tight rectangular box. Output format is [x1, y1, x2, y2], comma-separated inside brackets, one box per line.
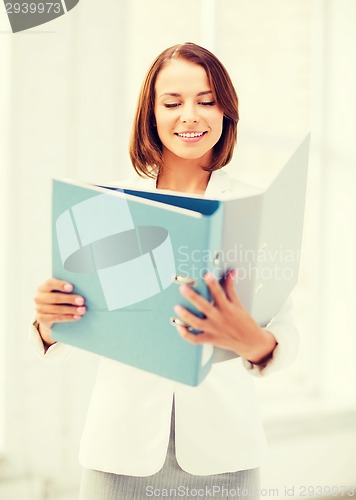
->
[204, 272, 214, 282]
[77, 307, 86, 314]
[228, 268, 237, 279]
[73, 315, 82, 320]
[75, 297, 84, 305]
[179, 285, 191, 296]
[64, 283, 73, 292]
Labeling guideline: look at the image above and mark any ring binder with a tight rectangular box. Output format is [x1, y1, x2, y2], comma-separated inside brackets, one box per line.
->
[52, 134, 310, 386]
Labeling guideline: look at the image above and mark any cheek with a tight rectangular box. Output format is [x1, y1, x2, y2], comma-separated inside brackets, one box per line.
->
[155, 112, 174, 136]
[211, 112, 224, 136]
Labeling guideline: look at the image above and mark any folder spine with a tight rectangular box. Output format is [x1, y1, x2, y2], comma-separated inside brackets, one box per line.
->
[195, 202, 224, 385]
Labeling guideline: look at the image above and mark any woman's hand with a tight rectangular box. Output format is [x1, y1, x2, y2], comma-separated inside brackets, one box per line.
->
[173, 270, 277, 364]
[34, 278, 86, 347]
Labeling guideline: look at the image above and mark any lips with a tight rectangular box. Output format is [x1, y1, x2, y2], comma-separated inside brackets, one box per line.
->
[174, 131, 207, 138]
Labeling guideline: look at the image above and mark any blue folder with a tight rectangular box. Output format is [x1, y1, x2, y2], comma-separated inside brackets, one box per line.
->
[52, 135, 310, 386]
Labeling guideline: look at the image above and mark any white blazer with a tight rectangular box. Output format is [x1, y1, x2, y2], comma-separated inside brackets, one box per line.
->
[30, 168, 299, 476]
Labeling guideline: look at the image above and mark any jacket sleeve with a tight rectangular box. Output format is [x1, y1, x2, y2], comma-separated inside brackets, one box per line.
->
[241, 295, 299, 377]
[29, 315, 72, 362]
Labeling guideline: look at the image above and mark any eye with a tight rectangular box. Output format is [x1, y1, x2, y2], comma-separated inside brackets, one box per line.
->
[199, 101, 216, 106]
[164, 103, 181, 108]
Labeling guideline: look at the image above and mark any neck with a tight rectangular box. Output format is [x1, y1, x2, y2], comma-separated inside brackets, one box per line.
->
[156, 149, 212, 194]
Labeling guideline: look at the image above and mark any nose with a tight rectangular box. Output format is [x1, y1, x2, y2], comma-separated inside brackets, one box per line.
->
[180, 102, 199, 124]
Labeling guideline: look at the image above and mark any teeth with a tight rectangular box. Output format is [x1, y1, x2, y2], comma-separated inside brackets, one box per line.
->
[178, 132, 205, 138]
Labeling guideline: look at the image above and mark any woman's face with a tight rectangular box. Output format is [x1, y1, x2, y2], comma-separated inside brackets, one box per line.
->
[154, 58, 224, 164]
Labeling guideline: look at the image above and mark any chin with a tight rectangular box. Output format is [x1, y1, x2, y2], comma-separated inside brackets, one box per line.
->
[162, 144, 213, 164]
[175, 150, 211, 161]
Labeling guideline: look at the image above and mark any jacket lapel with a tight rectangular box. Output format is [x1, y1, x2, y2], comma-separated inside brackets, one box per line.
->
[204, 169, 233, 198]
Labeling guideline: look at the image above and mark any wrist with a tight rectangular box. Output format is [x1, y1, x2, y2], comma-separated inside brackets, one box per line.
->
[244, 329, 277, 366]
[37, 322, 56, 351]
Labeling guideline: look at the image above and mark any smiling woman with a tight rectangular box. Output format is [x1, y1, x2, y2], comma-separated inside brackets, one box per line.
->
[30, 42, 298, 500]
[129, 43, 239, 187]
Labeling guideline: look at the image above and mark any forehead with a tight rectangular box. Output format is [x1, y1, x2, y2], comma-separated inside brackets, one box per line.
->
[155, 59, 210, 96]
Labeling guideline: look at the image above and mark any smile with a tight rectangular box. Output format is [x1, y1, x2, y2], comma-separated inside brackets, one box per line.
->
[175, 131, 207, 138]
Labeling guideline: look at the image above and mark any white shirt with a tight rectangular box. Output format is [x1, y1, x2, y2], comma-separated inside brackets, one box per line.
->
[29, 168, 299, 476]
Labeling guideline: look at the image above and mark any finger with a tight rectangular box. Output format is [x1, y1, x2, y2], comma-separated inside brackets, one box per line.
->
[36, 303, 86, 316]
[175, 325, 214, 345]
[35, 292, 85, 306]
[38, 278, 74, 294]
[224, 270, 242, 306]
[178, 285, 216, 317]
[203, 272, 228, 309]
[37, 312, 83, 324]
[173, 304, 206, 332]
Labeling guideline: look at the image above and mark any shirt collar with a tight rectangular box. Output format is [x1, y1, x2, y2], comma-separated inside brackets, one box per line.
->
[130, 168, 232, 198]
[204, 169, 233, 198]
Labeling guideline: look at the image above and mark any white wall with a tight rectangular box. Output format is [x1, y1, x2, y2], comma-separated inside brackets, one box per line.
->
[0, 1, 355, 498]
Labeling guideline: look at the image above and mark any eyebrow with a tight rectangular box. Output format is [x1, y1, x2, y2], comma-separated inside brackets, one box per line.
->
[158, 90, 213, 99]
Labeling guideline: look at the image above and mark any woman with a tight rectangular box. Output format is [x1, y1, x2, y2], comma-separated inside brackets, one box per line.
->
[31, 43, 298, 499]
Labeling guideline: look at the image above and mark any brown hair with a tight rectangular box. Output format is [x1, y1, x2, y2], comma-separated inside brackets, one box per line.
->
[129, 42, 239, 179]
